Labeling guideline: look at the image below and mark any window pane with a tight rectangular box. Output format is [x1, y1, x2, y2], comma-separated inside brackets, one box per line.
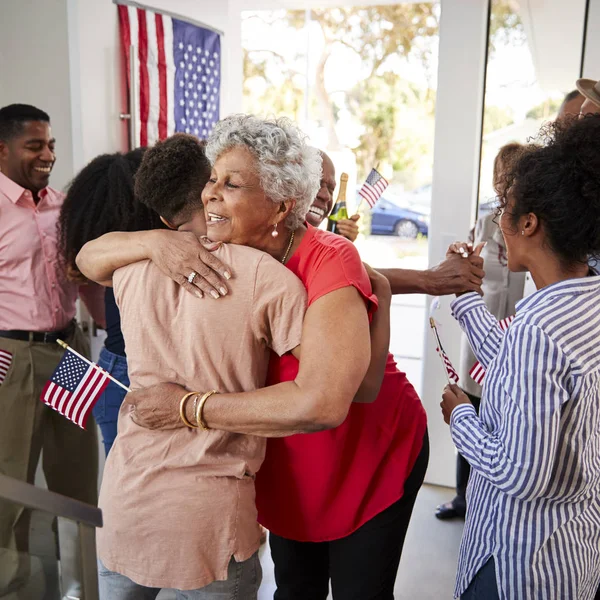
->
[242, 4, 440, 394]
[478, 0, 587, 218]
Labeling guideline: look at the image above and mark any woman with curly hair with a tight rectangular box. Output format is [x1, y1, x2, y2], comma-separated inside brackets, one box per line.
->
[58, 149, 167, 454]
[441, 115, 600, 599]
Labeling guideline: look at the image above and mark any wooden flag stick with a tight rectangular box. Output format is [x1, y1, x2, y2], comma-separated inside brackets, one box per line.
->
[57, 339, 131, 392]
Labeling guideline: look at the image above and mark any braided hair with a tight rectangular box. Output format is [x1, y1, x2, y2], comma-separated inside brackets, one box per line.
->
[58, 148, 165, 280]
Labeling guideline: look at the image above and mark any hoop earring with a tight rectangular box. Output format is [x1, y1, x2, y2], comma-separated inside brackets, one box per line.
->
[272, 223, 279, 238]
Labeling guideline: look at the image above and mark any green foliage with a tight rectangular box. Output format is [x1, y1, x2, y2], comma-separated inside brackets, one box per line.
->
[243, 1, 523, 186]
[488, 0, 526, 56]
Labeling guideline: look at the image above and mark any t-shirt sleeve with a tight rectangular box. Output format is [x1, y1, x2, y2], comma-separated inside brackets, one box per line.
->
[306, 235, 379, 315]
[112, 266, 128, 309]
[252, 255, 308, 356]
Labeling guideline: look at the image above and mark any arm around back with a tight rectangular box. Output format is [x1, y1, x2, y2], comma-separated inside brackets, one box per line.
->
[202, 284, 371, 436]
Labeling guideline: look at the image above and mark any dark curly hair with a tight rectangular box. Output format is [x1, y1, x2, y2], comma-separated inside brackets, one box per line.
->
[58, 148, 165, 280]
[134, 133, 211, 223]
[498, 114, 600, 266]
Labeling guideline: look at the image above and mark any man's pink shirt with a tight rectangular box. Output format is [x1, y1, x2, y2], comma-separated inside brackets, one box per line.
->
[0, 171, 102, 331]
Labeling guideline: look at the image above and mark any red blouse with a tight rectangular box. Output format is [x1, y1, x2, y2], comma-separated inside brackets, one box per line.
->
[255, 226, 428, 542]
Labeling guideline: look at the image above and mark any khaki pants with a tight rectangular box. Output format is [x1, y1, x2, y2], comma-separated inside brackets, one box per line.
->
[0, 325, 98, 593]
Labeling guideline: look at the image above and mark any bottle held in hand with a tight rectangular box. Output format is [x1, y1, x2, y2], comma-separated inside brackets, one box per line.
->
[327, 173, 349, 235]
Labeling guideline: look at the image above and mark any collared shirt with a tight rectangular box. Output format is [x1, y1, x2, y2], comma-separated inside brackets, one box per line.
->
[450, 279, 600, 599]
[0, 171, 77, 331]
[97, 243, 306, 589]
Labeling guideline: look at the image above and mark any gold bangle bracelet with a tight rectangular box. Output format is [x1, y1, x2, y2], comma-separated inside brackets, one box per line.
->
[195, 390, 218, 430]
[180, 392, 200, 429]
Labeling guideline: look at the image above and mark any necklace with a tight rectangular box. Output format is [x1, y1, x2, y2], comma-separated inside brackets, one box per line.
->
[281, 230, 295, 264]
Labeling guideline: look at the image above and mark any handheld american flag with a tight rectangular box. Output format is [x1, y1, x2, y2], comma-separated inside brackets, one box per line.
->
[41, 347, 112, 429]
[358, 168, 389, 209]
[0, 349, 12, 385]
[118, 3, 221, 146]
[470, 315, 515, 385]
[429, 298, 459, 384]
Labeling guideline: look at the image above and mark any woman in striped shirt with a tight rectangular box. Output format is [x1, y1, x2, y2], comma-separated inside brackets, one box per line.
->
[441, 115, 600, 599]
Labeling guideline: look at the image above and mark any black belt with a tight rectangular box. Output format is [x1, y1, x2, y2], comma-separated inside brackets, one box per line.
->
[0, 320, 76, 344]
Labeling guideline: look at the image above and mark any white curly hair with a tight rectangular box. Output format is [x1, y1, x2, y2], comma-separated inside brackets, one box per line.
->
[205, 114, 322, 230]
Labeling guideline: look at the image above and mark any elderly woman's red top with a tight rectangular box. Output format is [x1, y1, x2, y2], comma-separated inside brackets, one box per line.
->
[255, 225, 428, 542]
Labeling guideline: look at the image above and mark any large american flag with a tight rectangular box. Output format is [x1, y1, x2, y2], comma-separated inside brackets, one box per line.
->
[41, 350, 110, 430]
[359, 168, 389, 209]
[0, 349, 12, 385]
[118, 3, 221, 147]
[470, 315, 515, 385]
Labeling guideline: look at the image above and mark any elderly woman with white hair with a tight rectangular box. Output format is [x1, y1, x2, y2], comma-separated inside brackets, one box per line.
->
[79, 114, 428, 600]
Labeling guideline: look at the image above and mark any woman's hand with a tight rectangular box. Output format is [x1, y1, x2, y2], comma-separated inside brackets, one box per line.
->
[446, 241, 485, 259]
[335, 214, 360, 242]
[123, 382, 187, 430]
[147, 230, 232, 299]
[440, 384, 472, 424]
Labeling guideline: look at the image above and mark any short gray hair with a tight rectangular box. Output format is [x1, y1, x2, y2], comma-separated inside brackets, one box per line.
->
[205, 114, 322, 230]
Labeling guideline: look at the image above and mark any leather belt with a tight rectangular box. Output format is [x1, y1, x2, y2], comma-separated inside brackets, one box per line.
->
[0, 320, 76, 344]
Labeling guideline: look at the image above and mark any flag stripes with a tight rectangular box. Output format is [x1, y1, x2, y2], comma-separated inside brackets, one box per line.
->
[0, 349, 12, 385]
[41, 350, 110, 429]
[470, 315, 515, 385]
[358, 168, 389, 209]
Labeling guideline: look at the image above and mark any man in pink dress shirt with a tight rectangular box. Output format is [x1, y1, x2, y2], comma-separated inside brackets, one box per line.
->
[0, 104, 104, 594]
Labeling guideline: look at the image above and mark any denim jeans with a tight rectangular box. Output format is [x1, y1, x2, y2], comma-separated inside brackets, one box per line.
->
[97, 554, 262, 600]
[461, 558, 500, 600]
[94, 347, 129, 456]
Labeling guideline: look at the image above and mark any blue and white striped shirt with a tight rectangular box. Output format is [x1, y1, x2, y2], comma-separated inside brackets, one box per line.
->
[450, 276, 600, 600]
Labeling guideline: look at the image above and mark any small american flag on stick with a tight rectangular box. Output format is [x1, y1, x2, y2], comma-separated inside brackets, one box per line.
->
[0, 349, 13, 385]
[41, 341, 129, 429]
[470, 315, 515, 385]
[358, 168, 389, 209]
[429, 317, 459, 384]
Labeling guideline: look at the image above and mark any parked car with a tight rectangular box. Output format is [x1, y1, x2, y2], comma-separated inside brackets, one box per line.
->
[368, 195, 429, 238]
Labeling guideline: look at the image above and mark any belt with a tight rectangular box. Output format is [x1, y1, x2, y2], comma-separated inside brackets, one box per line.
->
[0, 320, 76, 344]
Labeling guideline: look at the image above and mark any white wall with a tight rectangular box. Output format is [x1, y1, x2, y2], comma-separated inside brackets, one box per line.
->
[0, 0, 77, 191]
